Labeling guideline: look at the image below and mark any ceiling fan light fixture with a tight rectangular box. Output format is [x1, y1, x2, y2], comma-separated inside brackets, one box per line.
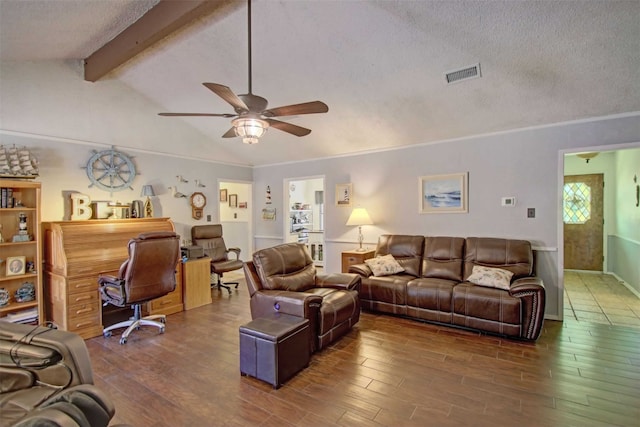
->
[232, 117, 270, 144]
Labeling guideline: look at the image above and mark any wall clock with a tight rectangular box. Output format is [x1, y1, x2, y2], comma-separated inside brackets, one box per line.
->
[190, 192, 206, 220]
[84, 147, 137, 195]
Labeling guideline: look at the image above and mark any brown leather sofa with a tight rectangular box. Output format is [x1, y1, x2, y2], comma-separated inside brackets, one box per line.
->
[0, 322, 130, 427]
[349, 235, 546, 340]
[243, 243, 361, 352]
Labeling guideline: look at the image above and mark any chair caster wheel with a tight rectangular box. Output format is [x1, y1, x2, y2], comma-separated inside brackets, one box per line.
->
[159, 327, 165, 334]
[103, 331, 112, 338]
[119, 337, 127, 345]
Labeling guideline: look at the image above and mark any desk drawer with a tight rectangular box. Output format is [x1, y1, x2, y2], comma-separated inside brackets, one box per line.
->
[67, 311, 101, 334]
[68, 300, 101, 319]
[149, 292, 181, 311]
[67, 277, 100, 296]
[147, 280, 183, 315]
[67, 289, 99, 306]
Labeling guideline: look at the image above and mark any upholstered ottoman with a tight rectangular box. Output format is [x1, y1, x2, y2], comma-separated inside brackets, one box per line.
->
[239, 313, 310, 389]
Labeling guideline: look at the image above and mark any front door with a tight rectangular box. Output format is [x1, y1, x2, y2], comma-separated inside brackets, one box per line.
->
[563, 174, 604, 271]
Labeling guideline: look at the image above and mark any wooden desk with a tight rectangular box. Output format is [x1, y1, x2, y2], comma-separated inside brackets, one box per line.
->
[145, 262, 183, 316]
[182, 257, 212, 310]
[43, 218, 177, 339]
[341, 249, 376, 273]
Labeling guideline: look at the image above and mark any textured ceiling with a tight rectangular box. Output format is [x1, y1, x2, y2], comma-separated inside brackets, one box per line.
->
[1, 0, 639, 166]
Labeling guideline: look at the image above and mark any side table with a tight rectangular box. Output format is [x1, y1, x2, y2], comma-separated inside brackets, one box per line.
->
[182, 257, 212, 310]
[341, 249, 376, 273]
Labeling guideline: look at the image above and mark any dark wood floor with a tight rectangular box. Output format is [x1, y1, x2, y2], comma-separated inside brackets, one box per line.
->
[86, 281, 640, 427]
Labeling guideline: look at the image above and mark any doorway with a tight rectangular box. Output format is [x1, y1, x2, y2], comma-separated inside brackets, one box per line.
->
[284, 176, 325, 267]
[563, 173, 604, 271]
[560, 144, 640, 323]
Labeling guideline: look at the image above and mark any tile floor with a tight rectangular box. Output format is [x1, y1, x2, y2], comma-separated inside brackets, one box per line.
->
[564, 270, 640, 328]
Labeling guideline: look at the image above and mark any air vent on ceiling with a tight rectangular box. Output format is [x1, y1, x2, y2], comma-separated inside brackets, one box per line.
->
[445, 63, 481, 84]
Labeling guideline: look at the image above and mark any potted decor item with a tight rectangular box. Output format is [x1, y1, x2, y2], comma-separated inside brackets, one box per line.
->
[15, 282, 35, 302]
[0, 288, 9, 306]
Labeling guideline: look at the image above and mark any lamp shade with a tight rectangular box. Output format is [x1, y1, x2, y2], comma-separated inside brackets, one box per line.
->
[232, 117, 270, 144]
[141, 185, 155, 197]
[346, 208, 373, 226]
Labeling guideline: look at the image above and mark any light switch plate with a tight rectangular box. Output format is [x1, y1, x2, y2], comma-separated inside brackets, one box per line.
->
[501, 197, 516, 207]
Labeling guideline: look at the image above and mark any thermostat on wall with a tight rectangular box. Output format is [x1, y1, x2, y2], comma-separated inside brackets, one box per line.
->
[501, 197, 516, 207]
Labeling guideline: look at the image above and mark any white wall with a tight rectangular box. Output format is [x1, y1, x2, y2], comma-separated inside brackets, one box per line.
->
[609, 148, 640, 293]
[253, 114, 640, 319]
[0, 60, 246, 165]
[0, 132, 252, 247]
[219, 181, 252, 261]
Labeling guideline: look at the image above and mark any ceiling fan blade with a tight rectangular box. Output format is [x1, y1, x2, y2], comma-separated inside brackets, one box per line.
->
[203, 83, 249, 112]
[222, 127, 237, 138]
[158, 112, 236, 117]
[266, 119, 312, 137]
[263, 101, 328, 117]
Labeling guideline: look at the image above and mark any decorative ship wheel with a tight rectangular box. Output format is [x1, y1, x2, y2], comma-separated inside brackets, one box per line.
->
[83, 148, 137, 195]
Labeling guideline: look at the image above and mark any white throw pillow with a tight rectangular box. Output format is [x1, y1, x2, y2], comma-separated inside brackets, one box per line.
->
[467, 265, 514, 290]
[365, 254, 405, 277]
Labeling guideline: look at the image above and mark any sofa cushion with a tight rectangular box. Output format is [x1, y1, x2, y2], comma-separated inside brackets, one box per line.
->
[467, 265, 514, 290]
[360, 275, 410, 305]
[422, 236, 465, 281]
[253, 243, 316, 292]
[452, 283, 522, 328]
[464, 237, 533, 280]
[406, 278, 455, 314]
[375, 235, 424, 277]
[365, 254, 405, 277]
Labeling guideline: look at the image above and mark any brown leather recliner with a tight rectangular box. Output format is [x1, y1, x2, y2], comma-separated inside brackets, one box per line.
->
[0, 322, 132, 427]
[243, 243, 361, 353]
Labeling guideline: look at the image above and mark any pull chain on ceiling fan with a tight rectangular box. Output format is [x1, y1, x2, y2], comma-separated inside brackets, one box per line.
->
[159, 0, 328, 144]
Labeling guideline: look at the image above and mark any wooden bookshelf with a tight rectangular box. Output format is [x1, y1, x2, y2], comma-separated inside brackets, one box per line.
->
[0, 179, 42, 324]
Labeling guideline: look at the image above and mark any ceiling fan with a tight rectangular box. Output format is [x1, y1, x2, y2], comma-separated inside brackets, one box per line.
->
[158, 0, 328, 144]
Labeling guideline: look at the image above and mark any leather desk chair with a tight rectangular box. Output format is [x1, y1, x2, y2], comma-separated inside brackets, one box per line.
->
[191, 224, 243, 293]
[98, 231, 180, 344]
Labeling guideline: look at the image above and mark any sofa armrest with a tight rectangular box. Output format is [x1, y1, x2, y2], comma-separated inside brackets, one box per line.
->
[249, 290, 323, 353]
[11, 384, 118, 427]
[227, 247, 241, 260]
[316, 273, 361, 291]
[0, 367, 35, 393]
[250, 290, 322, 319]
[347, 263, 372, 277]
[0, 323, 95, 386]
[510, 277, 546, 340]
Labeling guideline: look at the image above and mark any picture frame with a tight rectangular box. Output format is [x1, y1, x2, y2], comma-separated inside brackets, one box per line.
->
[419, 172, 468, 214]
[262, 207, 276, 221]
[6, 256, 26, 276]
[335, 183, 353, 207]
[219, 189, 228, 202]
[229, 194, 238, 208]
[238, 202, 247, 209]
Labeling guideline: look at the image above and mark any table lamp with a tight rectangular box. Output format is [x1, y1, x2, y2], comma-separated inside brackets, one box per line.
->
[346, 207, 373, 251]
[141, 185, 155, 218]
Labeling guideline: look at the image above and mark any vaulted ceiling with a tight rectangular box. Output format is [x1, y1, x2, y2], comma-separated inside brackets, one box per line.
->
[1, 0, 639, 166]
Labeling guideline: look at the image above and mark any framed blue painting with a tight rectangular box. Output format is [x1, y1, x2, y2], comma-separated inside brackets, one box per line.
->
[419, 172, 468, 214]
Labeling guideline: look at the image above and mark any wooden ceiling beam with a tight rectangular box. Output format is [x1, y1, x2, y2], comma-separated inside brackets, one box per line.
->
[84, 0, 240, 82]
